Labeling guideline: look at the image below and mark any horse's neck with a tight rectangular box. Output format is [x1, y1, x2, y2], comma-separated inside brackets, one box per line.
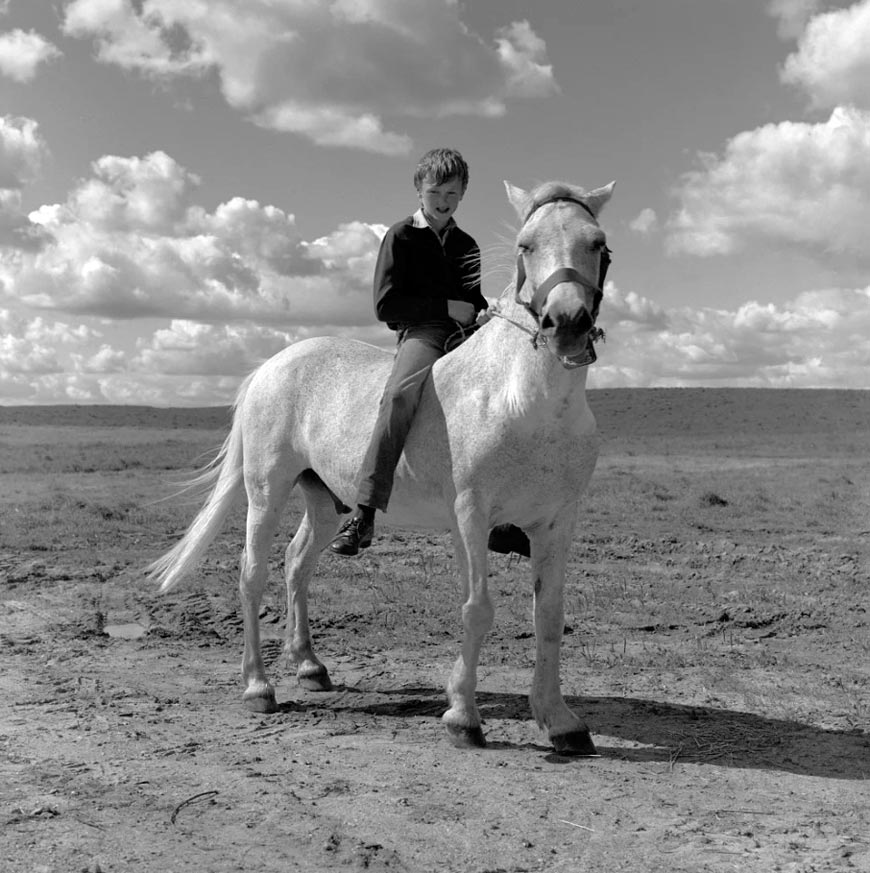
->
[444, 299, 589, 419]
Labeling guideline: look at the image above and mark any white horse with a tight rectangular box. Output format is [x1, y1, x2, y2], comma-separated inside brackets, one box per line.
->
[147, 179, 614, 755]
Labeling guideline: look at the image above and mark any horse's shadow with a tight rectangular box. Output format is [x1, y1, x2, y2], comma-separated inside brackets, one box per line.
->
[277, 684, 867, 780]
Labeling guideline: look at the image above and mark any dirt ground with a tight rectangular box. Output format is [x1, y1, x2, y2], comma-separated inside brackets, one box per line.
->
[1, 389, 868, 872]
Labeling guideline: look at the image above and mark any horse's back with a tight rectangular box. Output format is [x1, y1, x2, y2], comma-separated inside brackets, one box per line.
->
[246, 336, 391, 408]
[237, 336, 391, 492]
[237, 335, 458, 528]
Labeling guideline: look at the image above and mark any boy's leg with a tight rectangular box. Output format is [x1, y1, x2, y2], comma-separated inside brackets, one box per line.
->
[330, 324, 450, 556]
[355, 324, 451, 511]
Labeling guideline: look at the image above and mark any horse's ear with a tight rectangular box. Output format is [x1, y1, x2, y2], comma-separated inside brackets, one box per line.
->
[504, 181, 530, 219]
[584, 181, 616, 218]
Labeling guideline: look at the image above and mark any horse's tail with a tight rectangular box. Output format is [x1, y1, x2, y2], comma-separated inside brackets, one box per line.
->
[146, 373, 254, 594]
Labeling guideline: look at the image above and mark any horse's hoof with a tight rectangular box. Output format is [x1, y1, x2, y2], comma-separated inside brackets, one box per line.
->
[551, 728, 597, 756]
[244, 692, 278, 714]
[297, 667, 333, 692]
[445, 723, 487, 749]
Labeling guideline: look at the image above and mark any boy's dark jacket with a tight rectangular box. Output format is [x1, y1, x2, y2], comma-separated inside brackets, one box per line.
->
[373, 216, 487, 330]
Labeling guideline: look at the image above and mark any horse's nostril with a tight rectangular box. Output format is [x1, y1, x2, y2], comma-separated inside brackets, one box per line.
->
[541, 307, 592, 334]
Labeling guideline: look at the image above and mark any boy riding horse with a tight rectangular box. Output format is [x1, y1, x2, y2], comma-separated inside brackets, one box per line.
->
[330, 148, 529, 558]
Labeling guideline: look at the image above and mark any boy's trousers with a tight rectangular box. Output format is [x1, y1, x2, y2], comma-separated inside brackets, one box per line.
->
[355, 321, 456, 512]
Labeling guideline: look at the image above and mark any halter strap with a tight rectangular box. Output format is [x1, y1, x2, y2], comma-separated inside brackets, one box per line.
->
[516, 248, 611, 319]
[528, 267, 590, 315]
[522, 195, 597, 225]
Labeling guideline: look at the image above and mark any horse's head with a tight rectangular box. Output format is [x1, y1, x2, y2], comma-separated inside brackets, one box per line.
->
[505, 180, 614, 366]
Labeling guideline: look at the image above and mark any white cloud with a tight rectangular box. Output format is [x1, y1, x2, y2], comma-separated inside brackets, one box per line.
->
[17, 318, 389, 405]
[0, 115, 47, 188]
[1, 149, 384, 328]
[253, 104, 413, 157]
[604, 285, 669, 330]
[780, 0, 870, 109]
[132, 320, 299, 376]
[62, 0, 558, 155]
[0, 308, 100, 386]
[0, 116, 51, 250]
[591, 283, 870, 388]
[74, 343, 127, 374]
[68, 151, 199, 233]
[306, 220, 387, 273]
[0, 330, 59, 373]
[4, 279, 869, 402]
[767, 0, 823, 39]
[0, 306, 238, 402]
[628, 207, 658, 235]
[494, 20, 559, 100]
[21, 315, 96, 345]
[0, 188, 46, 250]
[0, 141, 399, 405]
[0, 28, 61, 82]
[63, 0, 211, 77]
[666, 107, 870, 257]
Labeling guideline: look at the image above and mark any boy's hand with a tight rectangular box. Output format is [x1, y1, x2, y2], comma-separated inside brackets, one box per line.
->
[447, 299, 476, 325]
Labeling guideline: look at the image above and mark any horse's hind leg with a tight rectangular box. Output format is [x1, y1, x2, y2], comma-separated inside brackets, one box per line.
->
[284, 472, 343, 692]
[240, 478, 294, 713]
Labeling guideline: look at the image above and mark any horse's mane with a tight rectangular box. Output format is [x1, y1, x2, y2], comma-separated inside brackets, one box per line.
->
[520, 182, 591, 224]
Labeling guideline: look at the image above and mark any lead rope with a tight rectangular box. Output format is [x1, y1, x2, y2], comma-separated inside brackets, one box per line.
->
[443, 320, 481, 353]
[487, 298, 542, 347]
[487, 292, 606, 364]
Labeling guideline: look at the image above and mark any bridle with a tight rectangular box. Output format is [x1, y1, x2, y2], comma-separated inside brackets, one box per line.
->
[503, 195, 611, 368]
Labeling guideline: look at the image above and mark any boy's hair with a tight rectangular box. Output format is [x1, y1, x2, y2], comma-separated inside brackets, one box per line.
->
[413, 148, 469, 192]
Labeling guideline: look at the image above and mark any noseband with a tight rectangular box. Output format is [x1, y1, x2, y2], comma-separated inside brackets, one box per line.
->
[512, 196, 611, 367]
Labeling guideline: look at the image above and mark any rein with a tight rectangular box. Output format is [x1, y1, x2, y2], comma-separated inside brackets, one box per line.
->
[505, 195, 611, 369]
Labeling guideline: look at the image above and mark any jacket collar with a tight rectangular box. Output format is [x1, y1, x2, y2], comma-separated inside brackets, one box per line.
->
[412, 208, 456, 240]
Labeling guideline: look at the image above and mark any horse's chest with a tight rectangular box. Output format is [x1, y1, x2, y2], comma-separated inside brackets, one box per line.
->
[492, 402, 594, 450]
[465, 413, 599, 492]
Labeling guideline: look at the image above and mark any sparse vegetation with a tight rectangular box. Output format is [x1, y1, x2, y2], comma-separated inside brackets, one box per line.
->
[1, 389, 868, 872]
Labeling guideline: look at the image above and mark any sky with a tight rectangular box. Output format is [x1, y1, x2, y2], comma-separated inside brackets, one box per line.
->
[1, 0, 869, 405]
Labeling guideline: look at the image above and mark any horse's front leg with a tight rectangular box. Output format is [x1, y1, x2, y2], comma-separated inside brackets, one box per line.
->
[442, 494, 494, 748]
[529, 517, 597, 755]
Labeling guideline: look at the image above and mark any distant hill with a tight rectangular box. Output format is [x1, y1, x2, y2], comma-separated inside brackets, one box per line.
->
[0, 405, 232, 429]
[0, 389, 868, 439]
[589, 388, 870, 440]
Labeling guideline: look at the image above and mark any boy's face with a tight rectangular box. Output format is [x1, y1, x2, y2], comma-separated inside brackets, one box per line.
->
[417, 174, 465, 231]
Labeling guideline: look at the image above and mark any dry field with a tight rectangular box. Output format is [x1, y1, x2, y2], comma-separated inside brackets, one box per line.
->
[1, 388, 868, 873]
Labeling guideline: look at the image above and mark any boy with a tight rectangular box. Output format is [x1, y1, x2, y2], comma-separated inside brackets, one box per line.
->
[330, 147, 529, 559]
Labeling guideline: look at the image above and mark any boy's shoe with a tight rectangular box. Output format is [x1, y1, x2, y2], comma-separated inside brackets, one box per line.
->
[487, 524, 531, 558]
[329, 516, 374, 556]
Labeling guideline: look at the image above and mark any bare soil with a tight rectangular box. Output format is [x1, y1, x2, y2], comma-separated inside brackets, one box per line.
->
[1, 389, 869, 873]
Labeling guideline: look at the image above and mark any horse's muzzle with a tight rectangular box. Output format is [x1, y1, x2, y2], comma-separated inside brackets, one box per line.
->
[539, 291, 595, 358]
